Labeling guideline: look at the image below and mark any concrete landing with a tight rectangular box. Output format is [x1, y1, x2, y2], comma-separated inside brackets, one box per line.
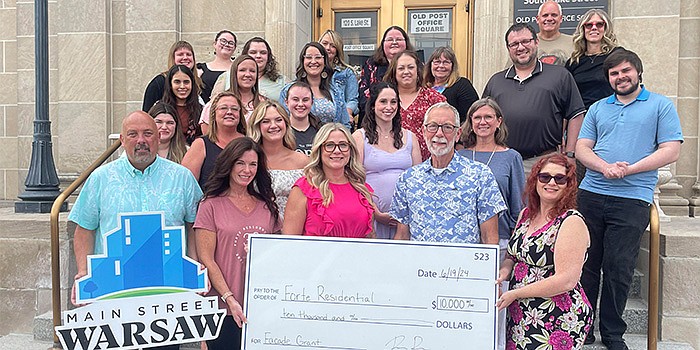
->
[0, 333, 694, 350]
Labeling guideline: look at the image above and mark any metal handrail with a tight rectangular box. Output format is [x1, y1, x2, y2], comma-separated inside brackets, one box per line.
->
[648, 203, 660, 350]
[49, 140, 121, 346]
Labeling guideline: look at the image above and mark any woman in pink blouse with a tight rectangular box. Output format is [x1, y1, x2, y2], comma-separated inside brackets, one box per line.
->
[383, 50, 446, 160]
[282, 123, 375, 238]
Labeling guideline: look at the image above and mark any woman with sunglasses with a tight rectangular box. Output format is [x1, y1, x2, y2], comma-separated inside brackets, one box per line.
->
[282, 123, 375, 237]
[496, 153, 593, 350]
[197, 30, 237, 103]
[565, 9, 620, 183]
[566, 10, 620, 109]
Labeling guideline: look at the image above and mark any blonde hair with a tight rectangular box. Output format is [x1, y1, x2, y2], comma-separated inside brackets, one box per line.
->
[304, 123, 373, 207]
[424, 46, 460, 88]
[208, 91, 247, 143]
[570, 9, 618, 65]
[319, 29, 351, 69]
[247, 100, 296, 150]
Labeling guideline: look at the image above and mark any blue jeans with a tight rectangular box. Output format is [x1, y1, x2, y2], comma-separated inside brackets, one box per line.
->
[577, 189, 650, 344]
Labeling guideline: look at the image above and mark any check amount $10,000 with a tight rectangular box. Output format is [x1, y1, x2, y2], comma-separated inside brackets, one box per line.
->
[242, 236, 499, 350]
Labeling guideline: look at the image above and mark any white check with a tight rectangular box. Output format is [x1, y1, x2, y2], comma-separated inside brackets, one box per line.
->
[242, 235, 499, 349]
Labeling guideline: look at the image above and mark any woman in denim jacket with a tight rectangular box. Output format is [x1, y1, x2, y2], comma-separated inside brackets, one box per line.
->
[319, 30, 359, 127]
[280, 42, 352, 130]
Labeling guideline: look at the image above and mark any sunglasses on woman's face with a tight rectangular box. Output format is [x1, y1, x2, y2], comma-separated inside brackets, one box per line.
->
[537, 173, 568, 185]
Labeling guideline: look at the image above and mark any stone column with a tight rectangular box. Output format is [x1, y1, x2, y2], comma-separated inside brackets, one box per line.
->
[124, 0, 179, 115]
[266, 0, 312, 80]
[0, 2, 18, 200]
[659, 164, 690, 217]
[55, 1, 110, 174]
[472, 1, 511, 91]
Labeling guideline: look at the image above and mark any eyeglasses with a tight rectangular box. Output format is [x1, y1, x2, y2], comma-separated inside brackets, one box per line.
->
[217, 105, 241, 113]
[385, 38, 405, 43]
[537, 173, 568, 185]
[584, 21, 605, 30]
[218, 38, 236, 48]
[304, 55, 324, 61]
[507, 38, 535, 49]
[432, 60, 452, 66]
[472, 114, 496, 123]
[323, 142, 350, 152]
[424, 123, 457, 134]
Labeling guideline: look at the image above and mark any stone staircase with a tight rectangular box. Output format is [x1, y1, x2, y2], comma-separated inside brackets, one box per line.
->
[0, 201, 695, 349]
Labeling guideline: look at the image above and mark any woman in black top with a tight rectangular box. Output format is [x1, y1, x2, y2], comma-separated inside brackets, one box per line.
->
[142, 41, 202, 112]
[197, 30, 237, 103]
[424, 46, 479, 125]
[565, 9, 620, 108]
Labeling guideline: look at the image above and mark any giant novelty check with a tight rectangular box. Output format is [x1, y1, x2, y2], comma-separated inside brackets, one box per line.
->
[242, 235, 499, 349]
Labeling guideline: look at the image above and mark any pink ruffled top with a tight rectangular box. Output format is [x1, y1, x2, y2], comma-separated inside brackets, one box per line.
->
[294, 177, 374, 238]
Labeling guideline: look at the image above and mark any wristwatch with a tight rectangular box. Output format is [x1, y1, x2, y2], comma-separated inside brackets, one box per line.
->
[565, 151, 575, 158]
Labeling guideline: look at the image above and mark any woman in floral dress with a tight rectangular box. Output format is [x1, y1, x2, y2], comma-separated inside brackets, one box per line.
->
[497, 153, 593, 350]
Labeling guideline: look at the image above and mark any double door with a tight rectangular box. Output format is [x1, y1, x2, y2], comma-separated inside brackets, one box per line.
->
[316, 0, 473, 78]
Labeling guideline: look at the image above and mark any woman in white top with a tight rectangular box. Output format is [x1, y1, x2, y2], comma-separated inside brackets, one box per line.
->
[248, 100, 309, 218]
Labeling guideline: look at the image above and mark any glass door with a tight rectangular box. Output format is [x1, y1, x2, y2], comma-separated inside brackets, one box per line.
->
[317, 0, 473, 77]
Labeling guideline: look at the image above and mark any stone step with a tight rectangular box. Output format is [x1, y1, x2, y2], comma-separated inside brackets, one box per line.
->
[592, 297, 649, 335]
[1, 332, 694, 350]
[0, 207, 74, 337]
[583, 332, 696, 350]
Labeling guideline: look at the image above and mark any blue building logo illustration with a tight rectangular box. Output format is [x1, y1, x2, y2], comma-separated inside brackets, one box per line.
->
[76, 212, 207, 303]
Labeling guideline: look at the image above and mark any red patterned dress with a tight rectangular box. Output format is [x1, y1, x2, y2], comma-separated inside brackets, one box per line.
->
[400, 87, 446, 160]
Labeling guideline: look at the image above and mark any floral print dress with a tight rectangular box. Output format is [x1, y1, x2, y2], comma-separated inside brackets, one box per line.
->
[506, 209, 593, 350]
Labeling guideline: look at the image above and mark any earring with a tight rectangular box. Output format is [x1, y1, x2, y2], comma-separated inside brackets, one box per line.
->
[301, 71, 307, 78]
[321, 71, 328, 79]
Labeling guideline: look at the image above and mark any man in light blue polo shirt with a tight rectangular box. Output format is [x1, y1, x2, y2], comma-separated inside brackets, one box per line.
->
[575, 48, 683, 350]
[68, 112, 202, 349]
[391, 102, 506, 244]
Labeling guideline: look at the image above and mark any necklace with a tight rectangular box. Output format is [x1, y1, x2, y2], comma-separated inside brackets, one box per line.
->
[471, 144, 497, 167]
[587, 52, 602, 64]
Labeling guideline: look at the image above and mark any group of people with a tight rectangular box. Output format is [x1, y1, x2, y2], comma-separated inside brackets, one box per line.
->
[68, 2, 684, 350]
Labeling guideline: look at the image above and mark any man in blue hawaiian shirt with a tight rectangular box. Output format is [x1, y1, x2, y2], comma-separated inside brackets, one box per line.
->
[391, 102, 506, 244]
[68, 111, 202, 350]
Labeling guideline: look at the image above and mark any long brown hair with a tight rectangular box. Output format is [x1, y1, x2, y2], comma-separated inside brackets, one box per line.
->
[242, 37, 281, 82]
[203, 137, 279, 224]
[383, 50, 424, 89]
[361, 82, 403, 149]
[227, 54, 261, 115]
[524, 153, 578, 220]
[148, 101, 187, 163]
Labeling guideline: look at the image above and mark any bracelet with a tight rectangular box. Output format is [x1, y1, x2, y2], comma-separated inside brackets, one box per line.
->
[221, 291, 234, 302]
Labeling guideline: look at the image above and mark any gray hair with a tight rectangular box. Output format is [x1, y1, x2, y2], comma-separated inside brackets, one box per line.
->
[423, 102, 459, 126]
[538, 0, 562, 16]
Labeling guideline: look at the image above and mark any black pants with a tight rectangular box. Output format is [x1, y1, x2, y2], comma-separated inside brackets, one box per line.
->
[577, 190, 650, 344]
[207, 315, 242, 350]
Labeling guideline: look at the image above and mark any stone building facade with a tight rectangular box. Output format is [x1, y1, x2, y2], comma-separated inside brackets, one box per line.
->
[0, 0, 697, 210]
[0, 1, 698, 346]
